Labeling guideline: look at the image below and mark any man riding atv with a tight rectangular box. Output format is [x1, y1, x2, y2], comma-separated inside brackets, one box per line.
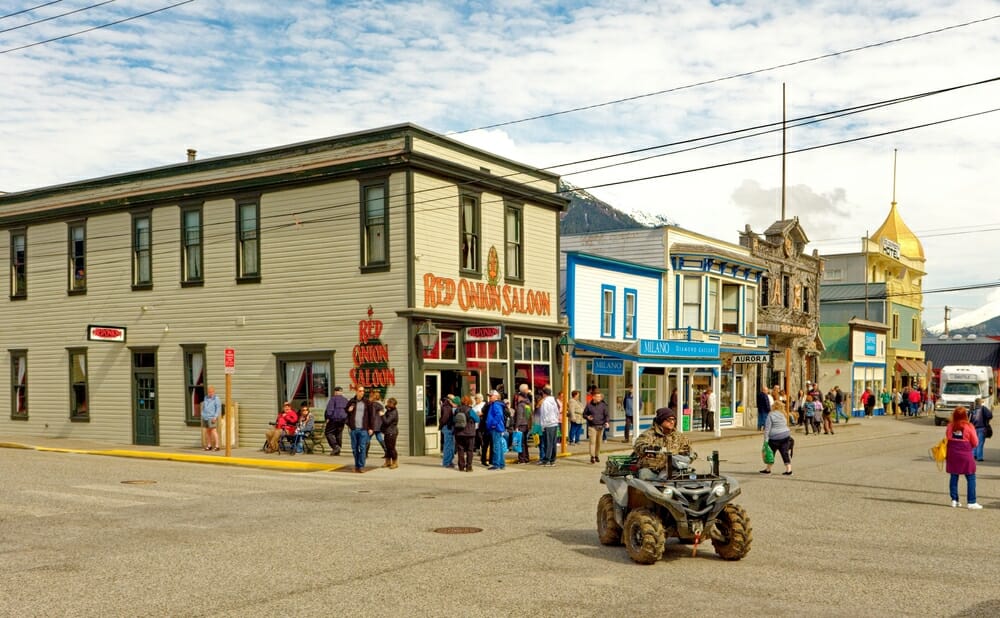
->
[633, 407, 691, 476]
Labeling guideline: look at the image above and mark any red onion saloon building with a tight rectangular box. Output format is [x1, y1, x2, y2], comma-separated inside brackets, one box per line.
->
[0, 124, 566, 454]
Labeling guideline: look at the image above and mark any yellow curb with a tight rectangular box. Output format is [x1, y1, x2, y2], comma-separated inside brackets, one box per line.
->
[7, 443, 343, 472]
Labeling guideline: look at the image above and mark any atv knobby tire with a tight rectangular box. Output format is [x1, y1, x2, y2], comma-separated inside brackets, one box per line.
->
[597, 494, 623, 546]
[711, 503, 752, 560]
[623, 508, 665, 564]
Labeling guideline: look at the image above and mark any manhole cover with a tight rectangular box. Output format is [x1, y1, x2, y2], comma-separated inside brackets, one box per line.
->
[434, 527, 483, 535]
[121, 480, 157, 485]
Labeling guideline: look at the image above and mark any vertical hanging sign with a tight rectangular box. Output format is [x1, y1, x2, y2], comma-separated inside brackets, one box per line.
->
[350, 306, 396, 399]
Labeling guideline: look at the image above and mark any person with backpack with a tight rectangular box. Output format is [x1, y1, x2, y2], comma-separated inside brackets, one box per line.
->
[323, 386, 349, 455]
[969, 397, 993, 462]
[453, 395, 479, 472]
[439, 394, 457, 469]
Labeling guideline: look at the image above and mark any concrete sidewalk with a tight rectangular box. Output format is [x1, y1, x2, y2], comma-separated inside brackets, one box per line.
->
[0, 424, 770, 472]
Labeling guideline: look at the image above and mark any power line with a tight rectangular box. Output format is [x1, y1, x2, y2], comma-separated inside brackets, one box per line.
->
[0, 0, 195, 54]
[0, 0, 64, 21]
[10, 86, 1000, 261]
[825, 280, 1000, 302]
[0, 0, 117, 36]
[455, 13, 1000, 134]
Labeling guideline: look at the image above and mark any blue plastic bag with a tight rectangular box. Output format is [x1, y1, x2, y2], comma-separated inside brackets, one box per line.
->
[511, 430, 524, 453]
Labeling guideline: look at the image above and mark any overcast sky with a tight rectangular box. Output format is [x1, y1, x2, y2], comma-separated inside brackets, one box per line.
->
[2, 0, 999, 328]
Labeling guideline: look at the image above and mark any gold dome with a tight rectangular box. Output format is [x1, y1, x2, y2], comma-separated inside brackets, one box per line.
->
[871, 201, 924, 260]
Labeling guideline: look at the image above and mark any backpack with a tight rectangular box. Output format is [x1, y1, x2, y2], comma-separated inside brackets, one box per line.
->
[453, 409, 468, 430]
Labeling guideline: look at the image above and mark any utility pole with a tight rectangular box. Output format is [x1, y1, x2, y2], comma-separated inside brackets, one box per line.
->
[781, 83, 787, 221]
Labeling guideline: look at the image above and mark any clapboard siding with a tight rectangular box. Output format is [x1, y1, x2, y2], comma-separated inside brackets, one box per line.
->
[569, 263, 661, 341]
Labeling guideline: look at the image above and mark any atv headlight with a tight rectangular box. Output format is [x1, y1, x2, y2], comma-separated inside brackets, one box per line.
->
[712, 484, 726, 497]
[662, 487, 674, 498]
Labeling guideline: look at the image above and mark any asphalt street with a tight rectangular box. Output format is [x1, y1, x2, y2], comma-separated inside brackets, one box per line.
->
[1, 416, 997, 617]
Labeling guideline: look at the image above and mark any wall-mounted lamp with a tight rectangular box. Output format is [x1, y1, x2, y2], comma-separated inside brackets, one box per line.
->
[415, 319, 438, 353]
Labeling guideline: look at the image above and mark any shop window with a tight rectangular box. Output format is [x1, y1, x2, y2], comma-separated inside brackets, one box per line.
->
[10, 350, 27, 420]
[183, 346, 206, 425]
[69, 348, 89, 421]
[513, 336, 551, 395]
[681, 276, 701, 329]
[465, 337, 508, 397]
[361, 180, 388, 270]
[68, 222, 86, 294]
[277, 358, 332, 411]
[460, 193, 480, 274]
[505, 204, 523, 282]
[181, 206, 203, 285]
[422, 330, 458, 361]
[601, 285, 615, 337]
[10, 228, 26, 299]
[132, 214, 152, 289]
[623, 290, 637, 339]
[236, 199, 260, 281]
[722, 283, 739, 333]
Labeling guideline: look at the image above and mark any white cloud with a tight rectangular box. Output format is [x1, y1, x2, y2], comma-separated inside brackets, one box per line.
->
[2, 0, 999, 317]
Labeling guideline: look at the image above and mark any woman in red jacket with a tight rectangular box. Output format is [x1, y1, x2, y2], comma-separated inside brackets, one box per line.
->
[946, 407, 981, 509]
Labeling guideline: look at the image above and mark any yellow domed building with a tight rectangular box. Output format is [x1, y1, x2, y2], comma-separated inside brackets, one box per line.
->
[819, 200, 928, 413]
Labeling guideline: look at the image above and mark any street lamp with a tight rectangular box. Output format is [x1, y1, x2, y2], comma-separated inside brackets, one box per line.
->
[415, 319, 437, 354]
[558, 330, 575, 454]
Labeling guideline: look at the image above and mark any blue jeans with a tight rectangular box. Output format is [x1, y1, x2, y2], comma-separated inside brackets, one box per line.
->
[490, 430, 507, 468]
[542, 425, 558, 463]
[441, 426, 455, 467]
[950, 473, 977, 504]
[569, 422, 584, 443]
[350, 428, 370, 470]
[835, 404, 848, 423]
[974, 427, 986, 460]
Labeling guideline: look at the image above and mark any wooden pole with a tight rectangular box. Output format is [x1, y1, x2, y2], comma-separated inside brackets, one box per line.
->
[561, 351, 569, 454]
[224, 372, 232, 457]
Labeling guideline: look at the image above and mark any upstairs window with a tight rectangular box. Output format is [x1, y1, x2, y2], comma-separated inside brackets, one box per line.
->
[361, 181, 387, 269]
[237, 199, 260, 281]
[782, 275, 790, 309]
[722, 283, 739, 333]
[181, 206, 203, 285]
[745, 286, 757, 335]
[681, 276, 701, 329]
[505, 204, 523, 281]
[624, 290, 637, 339]
[68, 222, 86, 293]
[760, 276, 769, 307]
[460, 194, 480, 274]
[132, 214, 152, 289]
[601, 285, 616, 337]
[10, 229, 26, 299]
[802, 286, 810, 314]
[707, 278, 720, 331]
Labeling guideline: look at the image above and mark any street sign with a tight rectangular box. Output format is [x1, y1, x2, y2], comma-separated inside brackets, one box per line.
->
[224, 348, 235, 374]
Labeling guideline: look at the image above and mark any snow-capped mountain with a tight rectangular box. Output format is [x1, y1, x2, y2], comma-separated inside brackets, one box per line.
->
[927, 297, 1000, 335]
[628, 208, 678, 228]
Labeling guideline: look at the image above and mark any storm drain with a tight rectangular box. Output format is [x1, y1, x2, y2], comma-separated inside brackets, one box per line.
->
[434, 527, 483, 535]
[121, 480, 157, 485]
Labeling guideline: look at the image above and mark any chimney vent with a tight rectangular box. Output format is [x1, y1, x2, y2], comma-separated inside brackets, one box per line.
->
[186, 148, 197, 162]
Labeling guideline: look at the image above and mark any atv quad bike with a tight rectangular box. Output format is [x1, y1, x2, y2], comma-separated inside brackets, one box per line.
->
[597, 449, 752, 564]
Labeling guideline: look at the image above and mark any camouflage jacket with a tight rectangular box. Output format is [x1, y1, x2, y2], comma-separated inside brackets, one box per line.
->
[632, 424, 691, 472]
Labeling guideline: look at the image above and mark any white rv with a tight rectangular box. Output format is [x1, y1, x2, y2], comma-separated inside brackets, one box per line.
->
[935, 365, 996, 426]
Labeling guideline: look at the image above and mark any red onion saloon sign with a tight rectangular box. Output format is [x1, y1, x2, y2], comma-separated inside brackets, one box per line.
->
[87, 325, 127, 342]
[350, 307, 396, 397]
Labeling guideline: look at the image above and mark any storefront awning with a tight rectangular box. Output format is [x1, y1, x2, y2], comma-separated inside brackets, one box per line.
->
[895, 358, 928, 376]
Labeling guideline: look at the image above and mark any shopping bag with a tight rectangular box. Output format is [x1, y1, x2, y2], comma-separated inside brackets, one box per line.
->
[511, 430, 524, 453]
[929, 438, 947, 471]
[761, 441, 775, 465]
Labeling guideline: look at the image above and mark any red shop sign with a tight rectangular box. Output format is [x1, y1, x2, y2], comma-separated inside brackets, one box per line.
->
[87, 325, 127, 342]
[465, 325, 504, 342]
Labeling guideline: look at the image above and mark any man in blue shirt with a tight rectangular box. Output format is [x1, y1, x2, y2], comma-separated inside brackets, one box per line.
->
[485, 390, 508, 470]
[201, 385, 222, 451]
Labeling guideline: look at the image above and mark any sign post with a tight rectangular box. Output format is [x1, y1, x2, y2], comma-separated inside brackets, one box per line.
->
[224, 348, 235, 457]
